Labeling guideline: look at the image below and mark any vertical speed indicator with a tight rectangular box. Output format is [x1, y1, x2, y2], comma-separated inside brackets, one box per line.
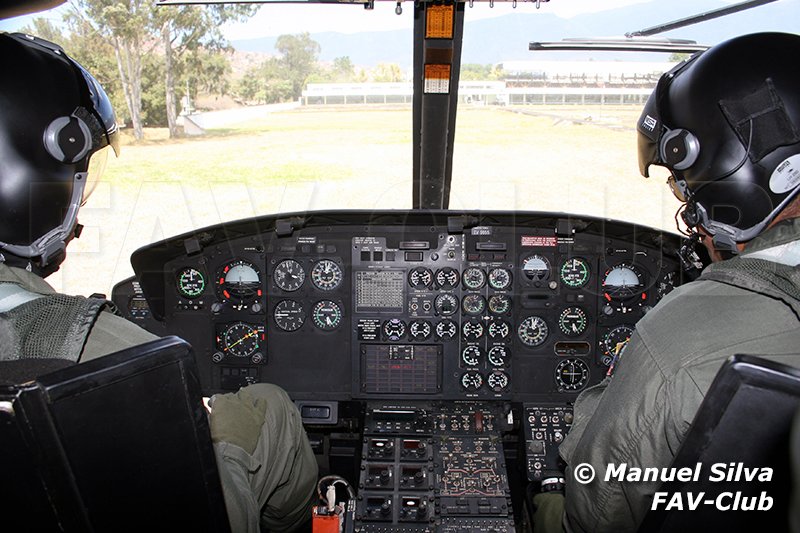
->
[312, 300, 343, 331]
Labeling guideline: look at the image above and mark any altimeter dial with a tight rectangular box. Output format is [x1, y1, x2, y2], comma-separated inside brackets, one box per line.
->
[518, 316, 548, 347]
[311, 260, 343, 291]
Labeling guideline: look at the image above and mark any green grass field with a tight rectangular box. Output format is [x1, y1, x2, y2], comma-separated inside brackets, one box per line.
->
[56, 105, 680, 297]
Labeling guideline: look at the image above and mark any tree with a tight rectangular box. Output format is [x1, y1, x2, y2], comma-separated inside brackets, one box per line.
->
[154, 5, 258, 137]
[70, 0, 156, 140]
[332, 56, 355, 81]
[275, 33, 321, 98]
[371, 62, 404, 82]
[24, 13, 126, 125]
[73, 0, 158, 140]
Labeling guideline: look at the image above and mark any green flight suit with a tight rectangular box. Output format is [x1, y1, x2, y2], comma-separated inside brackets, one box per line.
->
[0, 263, 318, 532]
[556, 219, 800, 532]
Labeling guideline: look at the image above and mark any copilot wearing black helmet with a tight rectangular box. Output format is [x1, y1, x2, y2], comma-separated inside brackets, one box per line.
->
[637, 32, 800, 256]
[0, 32, 120, 276]
[531, 32, 800, 533]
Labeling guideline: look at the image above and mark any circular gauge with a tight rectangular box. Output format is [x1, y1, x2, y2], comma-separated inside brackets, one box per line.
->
[177, 267, 205, 299]
[488, 294, 512, 315]
[555, 359, 590, 391]
[217, 260, 261, 300]
[462, 321, 485, 341]
[220, 322, 262, 358]
[518, 316, 549, 347]
[435, 267, 460, 289]
[434, 293, 459, 316]
[436, 319, 458, 340]
[602, 263, 645, 300]
[522, 255, 551, 282]
[409, 320, 432, 341]
[408, 267, 433, 289]
[488, 371, 510, 392]
[656, 271, 678, 301]
[273, 300, 305, 332]
[488, 320, 511, 340]
[462, 267, 487, 290]
[461, 371, 483, 391]
[311, 260, 343, 291]
[462, 294, 487, 316]
[488, 346, 509, 367]
[312, 300, 343, 331]
[274, 259, 306, 292]
[461, 345, 482, 366]
[560, 258, 591, 289]
[601, 325, 634, 364]
[558, 307, 588, 337]
[488, 268, 512, 290]
[383, 318, 406, 341]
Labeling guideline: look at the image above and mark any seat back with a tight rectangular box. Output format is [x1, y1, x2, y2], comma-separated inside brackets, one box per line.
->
[0, 336, 230, 532]
[638, 354, 800, 532]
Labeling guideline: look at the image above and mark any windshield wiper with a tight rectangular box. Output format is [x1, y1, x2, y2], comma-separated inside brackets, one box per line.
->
[529, 37, 707, 53]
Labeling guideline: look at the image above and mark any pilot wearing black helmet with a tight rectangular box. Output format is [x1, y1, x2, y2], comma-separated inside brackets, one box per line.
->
[0, 33, 317, 533]
[534, 32, 800, 532]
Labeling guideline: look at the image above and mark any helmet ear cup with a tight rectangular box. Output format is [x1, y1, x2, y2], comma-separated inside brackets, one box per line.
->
[43, 114, 92, 163]
[660, 129, 700, 171]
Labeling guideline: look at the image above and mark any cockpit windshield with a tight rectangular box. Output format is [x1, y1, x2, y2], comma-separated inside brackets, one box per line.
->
[1, 0, 799, 297]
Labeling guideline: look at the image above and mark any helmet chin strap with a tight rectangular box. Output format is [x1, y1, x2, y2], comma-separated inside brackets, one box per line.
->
[0, 172, 87, 272]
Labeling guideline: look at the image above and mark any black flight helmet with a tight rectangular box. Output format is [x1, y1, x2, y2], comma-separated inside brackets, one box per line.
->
[637, 32, 800, 253]
[0, 32, 119, 273]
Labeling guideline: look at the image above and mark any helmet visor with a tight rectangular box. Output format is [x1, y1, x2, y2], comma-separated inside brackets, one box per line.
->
[81, 144, 112, 205]
[78, 63, 120, 157]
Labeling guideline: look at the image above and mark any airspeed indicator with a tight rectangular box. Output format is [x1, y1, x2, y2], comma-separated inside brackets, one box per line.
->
[177, 267, 205, 299]
[560, 258, 590, 288]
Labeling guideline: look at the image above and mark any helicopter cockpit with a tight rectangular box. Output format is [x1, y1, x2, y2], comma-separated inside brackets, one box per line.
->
[2, 0, 799, 531]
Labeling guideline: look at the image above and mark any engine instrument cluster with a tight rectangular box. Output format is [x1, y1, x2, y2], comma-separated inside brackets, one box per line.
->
[114, 210, 684, 400]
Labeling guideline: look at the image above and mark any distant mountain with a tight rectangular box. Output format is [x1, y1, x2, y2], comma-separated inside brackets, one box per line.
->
[231, 0, 800, 66]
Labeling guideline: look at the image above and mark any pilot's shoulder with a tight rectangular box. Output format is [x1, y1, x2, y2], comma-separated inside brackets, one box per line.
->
[80, 309, 161, 362]
[636, 276, 798, 367]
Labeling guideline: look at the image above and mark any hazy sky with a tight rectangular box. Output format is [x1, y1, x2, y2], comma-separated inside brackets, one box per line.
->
[221, 0, 654, 38]
[0, 0, 660, 35]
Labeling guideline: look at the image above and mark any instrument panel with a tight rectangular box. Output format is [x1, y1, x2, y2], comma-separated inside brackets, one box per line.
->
[112, 210, 687, 401]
